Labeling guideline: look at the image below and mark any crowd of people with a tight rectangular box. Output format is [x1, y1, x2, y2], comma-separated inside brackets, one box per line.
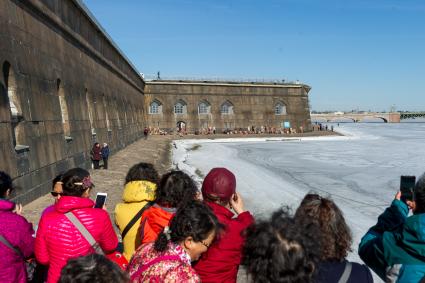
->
[145, 125, 310, 137]
[1, 163, 425, 282]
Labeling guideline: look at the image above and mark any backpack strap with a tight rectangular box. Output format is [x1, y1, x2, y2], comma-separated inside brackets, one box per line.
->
[130, 255, 181, 281]
[0, 235, 23, 258]
[122, 202, 154, 240]
[338, 262, 352, 283]
[65, 212, 104, 255]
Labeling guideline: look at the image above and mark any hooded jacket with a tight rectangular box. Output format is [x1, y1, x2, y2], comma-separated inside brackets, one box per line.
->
[138, 204, 176, 245]
[0, 199, 35, 283]
[115, 180, 156, 260]
[194, 201, 254, 283]
[35, 196, 118, 283]
[359, 199, 425, 283]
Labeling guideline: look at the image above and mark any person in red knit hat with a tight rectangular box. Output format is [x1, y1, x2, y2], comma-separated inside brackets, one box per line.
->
[194, 167, 254, 283]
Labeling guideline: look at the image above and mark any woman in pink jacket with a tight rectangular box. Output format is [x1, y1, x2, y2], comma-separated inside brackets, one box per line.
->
[35, 168, 118, 283]
[0, 171, 35, 283]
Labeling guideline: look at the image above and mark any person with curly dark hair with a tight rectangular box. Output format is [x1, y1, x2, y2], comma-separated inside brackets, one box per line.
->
[137, 170, 199, 245]
[128, 201, 220, 282]
[295, 194, 372, 283]
[124, 162, 160, 185]
[59, 254, 128, 283]
[35, 168, 118, 283]
[115, 162, 160, 260]
[242, 209, 320, 283]
[359, 173, 425, 282]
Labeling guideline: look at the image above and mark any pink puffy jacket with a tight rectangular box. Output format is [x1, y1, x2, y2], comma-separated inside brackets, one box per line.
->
[35, 196, 118, 283]
[0, 199, 34, 283]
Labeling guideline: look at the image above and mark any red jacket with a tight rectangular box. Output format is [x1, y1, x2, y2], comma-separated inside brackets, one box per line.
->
[91, 146, 102, 161]
[35, 196, 118, 283]
[194, 202, 254, 283]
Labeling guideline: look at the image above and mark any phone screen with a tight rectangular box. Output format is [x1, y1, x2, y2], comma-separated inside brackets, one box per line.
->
[94, 193, 107, 208]
[400, 176, 416, 202]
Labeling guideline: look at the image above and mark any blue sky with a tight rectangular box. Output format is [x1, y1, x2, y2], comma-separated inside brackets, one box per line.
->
[83, 0, 425, 112]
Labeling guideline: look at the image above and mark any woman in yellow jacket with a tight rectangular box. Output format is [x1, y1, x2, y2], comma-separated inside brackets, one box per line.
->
[115, 163, 159, 261]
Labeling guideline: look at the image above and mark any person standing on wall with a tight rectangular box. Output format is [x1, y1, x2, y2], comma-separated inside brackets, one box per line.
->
[90, 142, 102, 169]
[101, 143, 110, 170]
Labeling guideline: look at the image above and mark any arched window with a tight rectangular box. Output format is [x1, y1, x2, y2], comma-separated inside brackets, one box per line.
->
[102, 95, 111, 131]
[221, 101, 234, 115]
[174, 100, 187, 114]
[275, 102, 287, 115]
[3, 62, 24, 147]
[57, 79, 71, 137]
[85, 89, 95, 132]
[198, 100, 210, 114]
[149, 100, 162, 114]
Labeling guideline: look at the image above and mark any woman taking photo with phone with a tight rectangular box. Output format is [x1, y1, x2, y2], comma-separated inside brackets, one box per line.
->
[194, 167, 254, 283]
[35, 168, 118, 283]
[359, 173, 425, 282]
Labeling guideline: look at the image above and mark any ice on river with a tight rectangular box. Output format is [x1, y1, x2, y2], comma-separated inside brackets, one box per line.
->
[172, 123, 425, 282]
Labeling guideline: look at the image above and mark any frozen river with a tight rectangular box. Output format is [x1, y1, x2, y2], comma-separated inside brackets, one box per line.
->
[172, 123, 425, 281]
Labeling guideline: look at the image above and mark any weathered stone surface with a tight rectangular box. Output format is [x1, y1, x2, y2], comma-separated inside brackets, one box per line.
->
[1, 0, 312, 205]
[1, 0, 146, 204]
[145, 80, 312, 133]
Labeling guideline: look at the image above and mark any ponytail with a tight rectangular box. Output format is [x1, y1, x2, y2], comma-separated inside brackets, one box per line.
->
[153, 201, 220, 252]
[154, 232, 169, 252]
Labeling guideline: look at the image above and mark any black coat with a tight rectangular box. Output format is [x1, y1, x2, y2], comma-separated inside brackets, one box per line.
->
[314, 260, 373, 283]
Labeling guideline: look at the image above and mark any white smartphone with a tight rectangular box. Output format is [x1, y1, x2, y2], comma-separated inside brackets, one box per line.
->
[94, 192, 107, 208]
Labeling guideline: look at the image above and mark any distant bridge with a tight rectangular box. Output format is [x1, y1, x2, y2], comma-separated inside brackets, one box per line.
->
[310, 112, 425, 123]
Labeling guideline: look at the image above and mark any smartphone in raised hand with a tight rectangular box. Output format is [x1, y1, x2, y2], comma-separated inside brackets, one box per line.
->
[94, 192, 107, 208]
[400, 176, 416, 203]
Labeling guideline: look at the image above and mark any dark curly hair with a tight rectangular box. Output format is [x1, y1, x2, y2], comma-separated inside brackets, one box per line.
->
[61, 168, 93, 197]
[0, 171, 13, 197]
[124, 162, 159, 185]
[59, 254, 128, 283]
[155, 170, 198, 208]
[294, 193, 352, 261]
[242, 209, 320, 283]
[154, 201, 220, 252]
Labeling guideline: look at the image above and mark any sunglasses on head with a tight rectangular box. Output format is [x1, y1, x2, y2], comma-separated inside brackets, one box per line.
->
[50, 191, 63, 197]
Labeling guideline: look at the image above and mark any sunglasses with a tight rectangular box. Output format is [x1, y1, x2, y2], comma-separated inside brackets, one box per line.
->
[50, 191, 63, 197]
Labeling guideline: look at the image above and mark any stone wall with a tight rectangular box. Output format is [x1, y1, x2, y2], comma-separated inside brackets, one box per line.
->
[145, 80, 312, 133]
[0, 0, 146, 204]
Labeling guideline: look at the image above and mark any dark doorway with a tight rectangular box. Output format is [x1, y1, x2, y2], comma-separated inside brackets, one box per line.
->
[177, 121, 186, 132]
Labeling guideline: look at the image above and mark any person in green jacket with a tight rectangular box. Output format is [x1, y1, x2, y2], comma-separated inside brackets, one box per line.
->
[359, 173, 425, 283]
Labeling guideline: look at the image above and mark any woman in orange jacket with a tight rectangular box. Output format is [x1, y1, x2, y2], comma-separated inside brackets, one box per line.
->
[138, 170, 199, 245]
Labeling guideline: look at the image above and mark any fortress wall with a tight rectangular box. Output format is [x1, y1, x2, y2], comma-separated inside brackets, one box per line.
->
[0, 0, 146, 203]
[145, 81, 312, 133]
